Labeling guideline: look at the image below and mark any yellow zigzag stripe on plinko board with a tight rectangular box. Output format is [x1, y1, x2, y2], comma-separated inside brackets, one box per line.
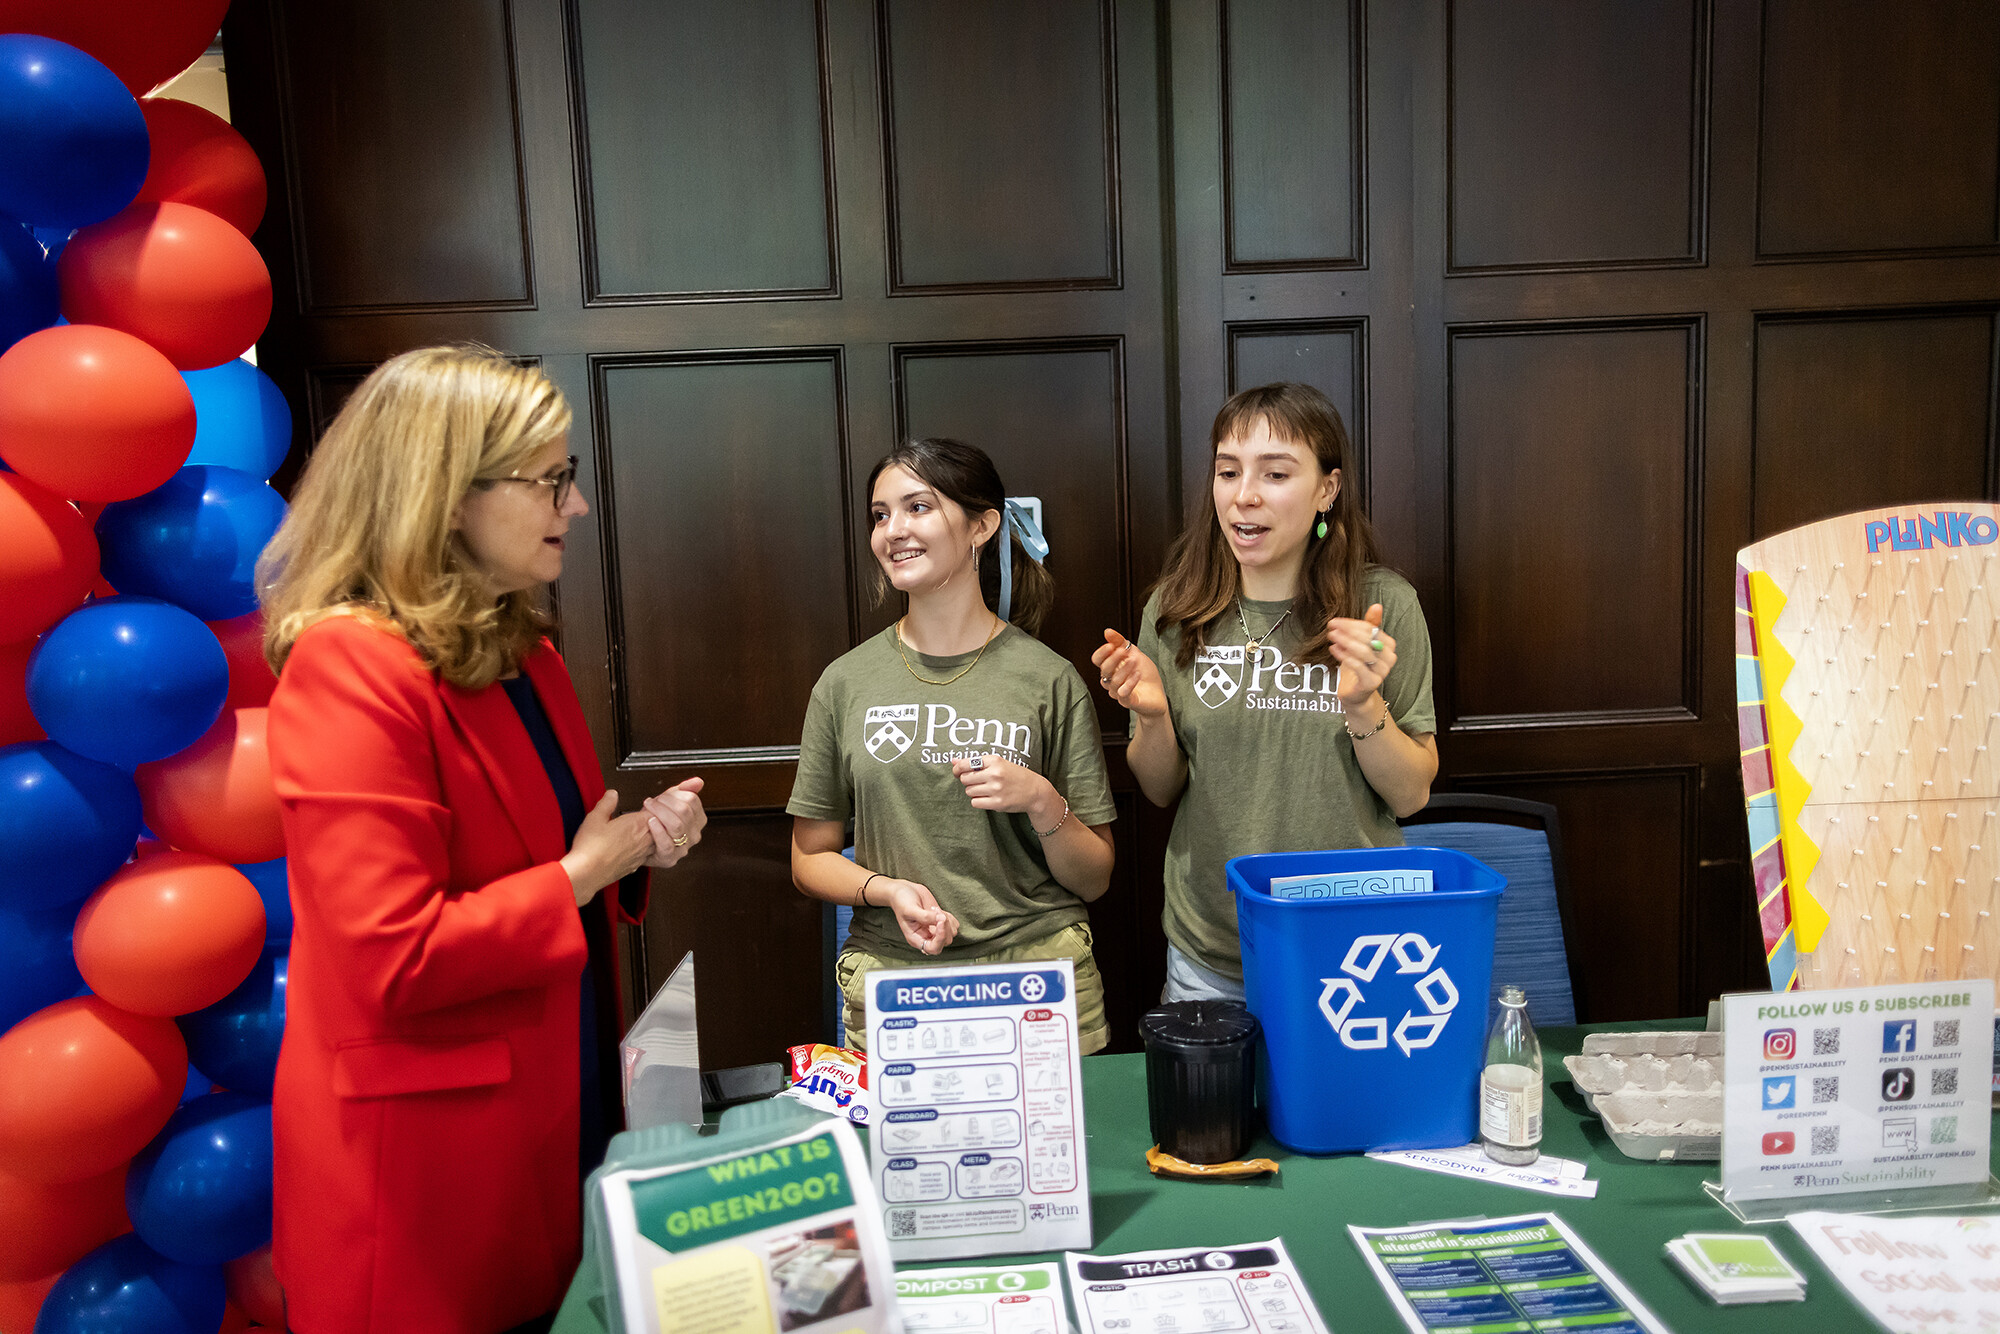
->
[1747, 570, 1829, 953]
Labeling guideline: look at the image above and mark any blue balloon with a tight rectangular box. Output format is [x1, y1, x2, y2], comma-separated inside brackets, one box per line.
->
[0, 740, 140, 910]
[126, 1092, 274, 1265]
[0, 36, 149, 230]
[0, 896, 83, 1033]
[178, 950, 286, 1097]
[26, 597, 228, 768]
[236, 857, 292, 945]
[34, 1234, 223, 1334]
[182, 361, 294, 481]
[180, 1065, 213, 1104]
[0, 217, 58, 354]
[96, 467, 288, 622]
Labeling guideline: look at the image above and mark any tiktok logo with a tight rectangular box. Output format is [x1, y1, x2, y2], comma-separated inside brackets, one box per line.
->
[1882, 1068, 1915, 1103]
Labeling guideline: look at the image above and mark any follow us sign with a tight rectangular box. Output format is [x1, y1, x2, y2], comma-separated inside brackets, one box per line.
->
[1720, 981, 1994, 1205]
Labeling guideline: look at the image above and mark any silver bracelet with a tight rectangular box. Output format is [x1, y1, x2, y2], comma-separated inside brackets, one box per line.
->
[1035, 798, 1070, 839]
[1345, 709, 1390, 741]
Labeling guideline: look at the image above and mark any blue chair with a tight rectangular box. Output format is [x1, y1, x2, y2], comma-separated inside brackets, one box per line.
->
[1400, 794, 1578, 1029]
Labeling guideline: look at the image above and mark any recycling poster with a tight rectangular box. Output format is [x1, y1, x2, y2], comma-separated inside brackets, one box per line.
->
[867, 959, 1092, 1261]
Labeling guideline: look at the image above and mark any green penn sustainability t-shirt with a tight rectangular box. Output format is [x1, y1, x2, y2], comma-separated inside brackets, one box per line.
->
[1138, 567, 1437, 980]
[788, 623, 1117, 963]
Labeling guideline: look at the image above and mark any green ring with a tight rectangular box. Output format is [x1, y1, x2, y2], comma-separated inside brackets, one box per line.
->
[1370, 637, 1383, 651]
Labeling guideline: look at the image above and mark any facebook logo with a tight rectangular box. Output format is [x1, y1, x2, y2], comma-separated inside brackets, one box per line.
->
[1762, 1076, 1796, 1110]
[1884, 1020, 1917, 1055]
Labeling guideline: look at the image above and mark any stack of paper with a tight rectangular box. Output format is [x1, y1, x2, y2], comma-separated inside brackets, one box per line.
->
[1665, 1232, 1805, 1304]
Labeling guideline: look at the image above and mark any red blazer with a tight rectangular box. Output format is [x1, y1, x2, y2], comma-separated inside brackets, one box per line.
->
[267, 617, 644, 1334]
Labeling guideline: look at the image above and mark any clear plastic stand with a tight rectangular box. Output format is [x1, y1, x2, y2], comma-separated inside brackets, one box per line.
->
[1703, 1175, 2000, 1224]
[620, 950, 700, 1130]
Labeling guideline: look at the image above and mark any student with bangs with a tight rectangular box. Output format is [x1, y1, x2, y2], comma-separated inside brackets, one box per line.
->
[1094, 382, 1438, 1003]
[789, 437, 1117, 1052]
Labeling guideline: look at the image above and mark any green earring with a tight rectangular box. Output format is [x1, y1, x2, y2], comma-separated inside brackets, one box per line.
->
[1315, 510, 1329, 540]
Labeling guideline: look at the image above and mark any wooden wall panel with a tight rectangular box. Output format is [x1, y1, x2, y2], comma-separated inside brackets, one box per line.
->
[1226, 320, 1367, 496]
[1759, 0, 2000, 258]
[1466, 769, 1696, 1023]
[273, 1, 531, 311]
[593, 353, 852, 764]
[880, 0, 1120, 290]
[569, 0, 835, 300]
[1752, 312, 1999, 539]
[1222, 0, 1362, 269]
[1449, 322, 1698, 723]
[642, 813, 825, 1069]
[895, 341, 1128, 727]
[1447, 0, 1704, 271]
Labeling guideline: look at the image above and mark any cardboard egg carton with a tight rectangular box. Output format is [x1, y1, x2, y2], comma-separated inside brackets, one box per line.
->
[1564, 1032, 1723, 1161]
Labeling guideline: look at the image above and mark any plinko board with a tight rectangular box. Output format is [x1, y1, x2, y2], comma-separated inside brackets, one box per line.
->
[1736, 503, 2000, 991]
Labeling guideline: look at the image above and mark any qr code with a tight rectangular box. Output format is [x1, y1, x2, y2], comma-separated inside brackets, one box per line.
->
[1812, 1076, 1840, 1104]
[1932, 1067, 1959, 1097]
[1934, 1019, 1961, 1049]
[1932, 1116, 1960, 1145]
[1811, 1125, 1840, 1155]
[889, 1209, 917, 1238]
[1813, 1027, 1841, 1056]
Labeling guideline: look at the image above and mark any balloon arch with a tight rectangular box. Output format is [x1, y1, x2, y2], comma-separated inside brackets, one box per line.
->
[0, 6, 297, 1331]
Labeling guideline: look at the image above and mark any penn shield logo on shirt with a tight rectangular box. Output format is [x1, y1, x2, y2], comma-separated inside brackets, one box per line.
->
[1194, 645, 1244, 708]
[865, 705, 918, 762]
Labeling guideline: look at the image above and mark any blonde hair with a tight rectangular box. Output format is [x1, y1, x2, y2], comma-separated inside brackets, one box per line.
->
[259, 345, 573, 689]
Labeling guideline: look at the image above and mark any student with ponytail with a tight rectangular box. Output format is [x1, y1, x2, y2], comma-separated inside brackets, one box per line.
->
[789, 438, 1117, 1051]
[1094, 383, 1438, 1003]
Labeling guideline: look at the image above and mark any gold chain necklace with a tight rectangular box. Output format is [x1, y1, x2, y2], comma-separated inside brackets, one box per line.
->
[1237, 597, 1293, 656]
[895, 615, 1002, 686]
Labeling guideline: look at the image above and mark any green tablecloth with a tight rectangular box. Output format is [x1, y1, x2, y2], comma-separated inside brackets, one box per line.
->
[560, 1020, 1999, 1331]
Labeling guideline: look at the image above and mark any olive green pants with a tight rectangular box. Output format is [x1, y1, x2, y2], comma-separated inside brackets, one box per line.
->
[835, 921, 1109, 1055]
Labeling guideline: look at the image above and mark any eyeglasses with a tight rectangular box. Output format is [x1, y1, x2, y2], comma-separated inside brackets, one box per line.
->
[483, 455, 578, 511]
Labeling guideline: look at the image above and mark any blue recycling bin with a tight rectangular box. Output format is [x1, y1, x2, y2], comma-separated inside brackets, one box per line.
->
[1227, 846, 1505, 1155]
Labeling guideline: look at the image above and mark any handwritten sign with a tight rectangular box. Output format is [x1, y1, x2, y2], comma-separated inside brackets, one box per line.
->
[1789, 1211, 2000, 1333]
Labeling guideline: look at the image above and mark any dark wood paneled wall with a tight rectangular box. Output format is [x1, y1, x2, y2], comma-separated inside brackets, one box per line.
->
[231, 0, 2000, 1062]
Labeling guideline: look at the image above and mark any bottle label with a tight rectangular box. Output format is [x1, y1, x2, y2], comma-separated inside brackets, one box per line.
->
[1480, 1069, 1542, 1147]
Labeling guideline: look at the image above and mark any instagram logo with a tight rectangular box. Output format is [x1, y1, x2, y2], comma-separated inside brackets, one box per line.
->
[1763, 1029, 1796, 1061]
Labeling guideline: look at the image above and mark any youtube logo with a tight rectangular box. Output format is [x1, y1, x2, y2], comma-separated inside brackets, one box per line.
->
[1762, 1131, 1795, 1156]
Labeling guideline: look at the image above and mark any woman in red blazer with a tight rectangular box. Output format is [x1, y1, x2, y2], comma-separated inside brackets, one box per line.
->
[259, 346, 706, 1333]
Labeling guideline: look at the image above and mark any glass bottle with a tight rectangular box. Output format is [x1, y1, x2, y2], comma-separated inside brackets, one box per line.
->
[1480, 986, 1542, 1165]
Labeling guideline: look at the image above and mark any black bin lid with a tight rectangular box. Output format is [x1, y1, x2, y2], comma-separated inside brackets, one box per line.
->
[1139, 1000, 1259, 1050]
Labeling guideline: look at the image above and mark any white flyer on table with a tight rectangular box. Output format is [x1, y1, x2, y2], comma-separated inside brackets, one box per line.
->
[895, 1262, 1069, 1334]
[1720, 981, 1993, 1203]
[1789, 1211, 2000, 1334]
[868, 959, 1092, 1260]
[1064, 1238, 1329, 1334]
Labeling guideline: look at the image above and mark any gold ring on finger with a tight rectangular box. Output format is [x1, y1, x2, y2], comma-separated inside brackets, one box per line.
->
[671, 833, 689, 847]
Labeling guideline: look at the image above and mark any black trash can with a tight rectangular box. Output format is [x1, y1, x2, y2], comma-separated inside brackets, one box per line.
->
[1139, 1001, 1259, 1164]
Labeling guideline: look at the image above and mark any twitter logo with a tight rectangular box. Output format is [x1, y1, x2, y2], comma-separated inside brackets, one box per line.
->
[1763, 1076, 1796, 1109]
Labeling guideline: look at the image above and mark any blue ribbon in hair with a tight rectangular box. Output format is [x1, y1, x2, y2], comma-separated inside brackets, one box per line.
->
[997, 499, 1050, 623]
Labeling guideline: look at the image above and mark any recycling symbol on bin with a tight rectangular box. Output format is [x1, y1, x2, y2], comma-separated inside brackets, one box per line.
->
[1316, 932, 1458, 1056]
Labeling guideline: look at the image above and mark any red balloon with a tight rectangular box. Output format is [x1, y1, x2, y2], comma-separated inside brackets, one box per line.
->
[0, 639, 40, 746]
[0, 1162, 129, 1282]
[0, 1269, 58, 1334]
[208, 613, 277, 711]
[218, 1302, 252, 1334]
[0, 473, 97, 645]
[58, 202, 272, 371]
[0, 324, 196, 502]
[72, 851, 265, 1017]
[136, 708, 284, 865]
[0, 0, 234, 96]
[223, 1245, 284, 1328]
[0, 996, 186, 1183]
[136, 99, 267, 237]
